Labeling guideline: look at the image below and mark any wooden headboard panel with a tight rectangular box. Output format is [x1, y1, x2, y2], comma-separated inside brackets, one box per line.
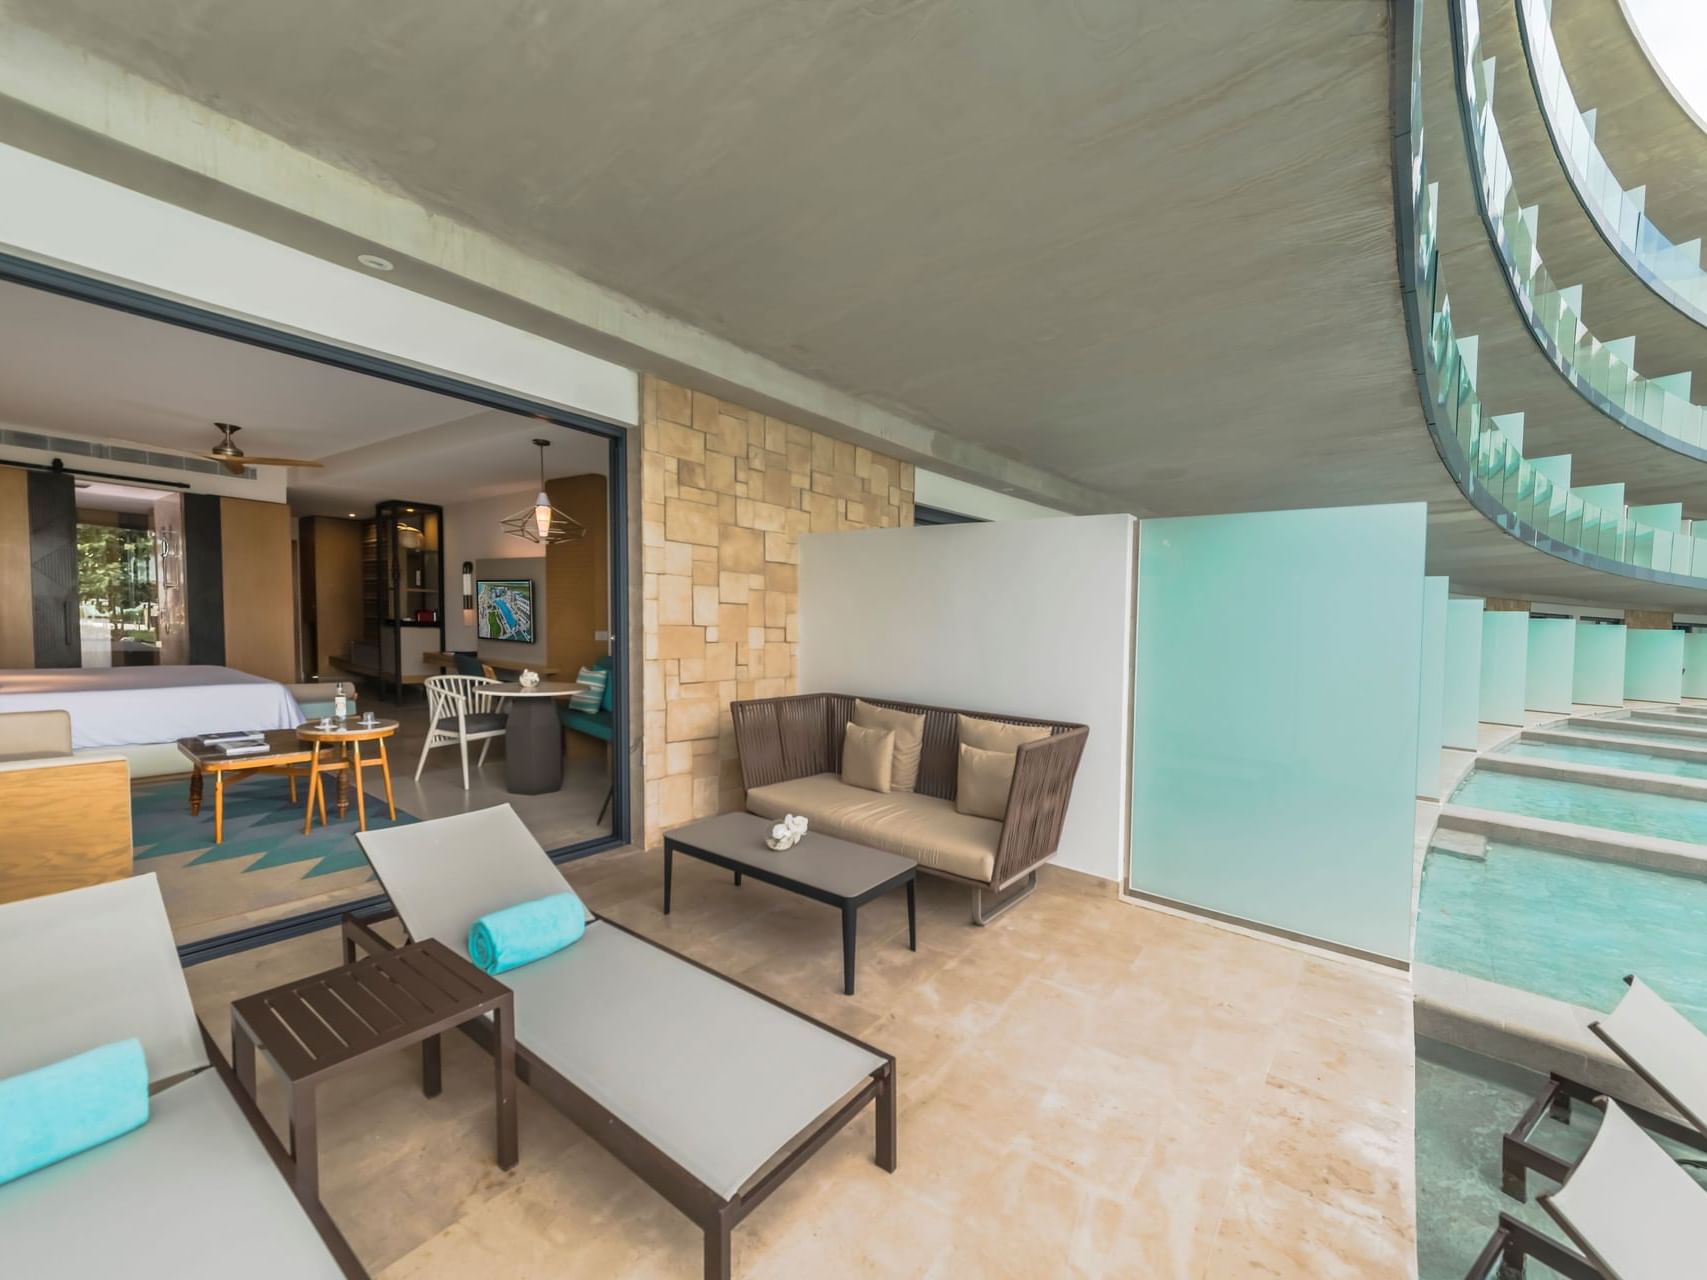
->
[0, 756, 134, 906]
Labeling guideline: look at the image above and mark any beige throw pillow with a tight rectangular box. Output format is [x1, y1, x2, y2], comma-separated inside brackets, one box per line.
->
[958, 713, 1051, 754]
[841, 722, 895, 794]
[853, 699, 926, 792]
[956, 742, 1016, 820]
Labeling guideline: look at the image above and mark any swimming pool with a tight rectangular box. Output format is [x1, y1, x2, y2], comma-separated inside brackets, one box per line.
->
[1417, 842, 1707, 1030]
[1497, 739, 1707, 780]
[1451, 768, 1707, 845]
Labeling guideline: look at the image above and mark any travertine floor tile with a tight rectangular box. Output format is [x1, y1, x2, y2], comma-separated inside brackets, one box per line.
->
[183, 853, 1415, 1278]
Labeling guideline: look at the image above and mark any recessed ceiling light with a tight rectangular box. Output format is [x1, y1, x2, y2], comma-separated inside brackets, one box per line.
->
[356, 253, 394, 272]
[347, 512, 358, 518]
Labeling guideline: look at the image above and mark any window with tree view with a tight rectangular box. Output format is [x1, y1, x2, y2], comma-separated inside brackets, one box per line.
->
[77, 518, 160, 667]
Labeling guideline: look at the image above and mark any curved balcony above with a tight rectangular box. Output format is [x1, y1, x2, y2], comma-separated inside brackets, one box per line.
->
[1444, 0, 1707, 463]
[1516, 0, 1707, 327]
[1398, 1, 1707, 594]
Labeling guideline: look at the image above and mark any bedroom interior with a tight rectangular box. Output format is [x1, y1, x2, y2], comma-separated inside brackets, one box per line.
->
[0, 277, 624, 947]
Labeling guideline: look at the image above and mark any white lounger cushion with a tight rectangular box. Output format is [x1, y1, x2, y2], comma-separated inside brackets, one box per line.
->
[360, 806, 886, 1199]
[0, 874, 205, 1084]
[503, 921, 883, 1198]
[1544, 1101, 1707, 1280]
[1591, 978, 1707, 1135]
[0, 1069, 345, 1278]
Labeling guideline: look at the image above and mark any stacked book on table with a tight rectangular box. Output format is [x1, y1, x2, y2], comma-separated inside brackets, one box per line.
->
[198, 731, 271, 756]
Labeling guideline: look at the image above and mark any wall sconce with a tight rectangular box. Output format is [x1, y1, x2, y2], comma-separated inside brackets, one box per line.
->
[461, 561, 475, 622]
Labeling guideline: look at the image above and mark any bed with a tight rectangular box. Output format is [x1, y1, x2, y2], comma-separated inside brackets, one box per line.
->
[0, 667, 304, 759]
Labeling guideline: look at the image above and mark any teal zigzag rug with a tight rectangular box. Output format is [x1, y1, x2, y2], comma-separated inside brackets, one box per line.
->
[132, 778, 419, 879]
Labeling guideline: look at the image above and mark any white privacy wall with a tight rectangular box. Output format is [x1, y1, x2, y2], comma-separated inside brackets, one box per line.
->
[798, 515, 1136, 881]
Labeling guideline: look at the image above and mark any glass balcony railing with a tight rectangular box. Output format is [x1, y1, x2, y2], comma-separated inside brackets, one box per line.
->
[1454, 0, 1707, 459]
[1516, 0, 1707, 327]
[1393, 0, 1707, 588]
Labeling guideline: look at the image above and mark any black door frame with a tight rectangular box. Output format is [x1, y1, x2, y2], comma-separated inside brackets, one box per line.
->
[0, 250, 635, 965]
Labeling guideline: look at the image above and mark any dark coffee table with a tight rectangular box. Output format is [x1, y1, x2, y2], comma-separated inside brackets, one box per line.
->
[230, 937, 518, 1201]
[663, 812, 917, 995]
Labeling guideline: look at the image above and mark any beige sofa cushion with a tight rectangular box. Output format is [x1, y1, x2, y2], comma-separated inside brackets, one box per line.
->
[955, 743, 1015, 820]
[958, 713, 1051, 754]
[748, 773, 1000, 883]
[840, 723, 894, 793]
[853, 700, 925, 792]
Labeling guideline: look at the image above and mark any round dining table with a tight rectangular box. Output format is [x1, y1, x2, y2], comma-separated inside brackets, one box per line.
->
[496, 681, 585, 795]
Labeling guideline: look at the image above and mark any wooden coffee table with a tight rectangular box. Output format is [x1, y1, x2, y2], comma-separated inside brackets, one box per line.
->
[663, 812, 917, 995]
[178, 730, 343, 845]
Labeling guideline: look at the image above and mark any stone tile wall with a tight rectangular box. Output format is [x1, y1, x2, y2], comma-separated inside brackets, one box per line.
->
[640, 375, 912, 846]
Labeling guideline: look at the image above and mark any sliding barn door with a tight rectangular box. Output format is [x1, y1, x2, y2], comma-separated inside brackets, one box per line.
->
[27, 470, 78, 668]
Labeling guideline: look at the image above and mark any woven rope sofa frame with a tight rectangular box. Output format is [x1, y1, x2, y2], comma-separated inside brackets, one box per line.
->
[730, 693, 1088, 924]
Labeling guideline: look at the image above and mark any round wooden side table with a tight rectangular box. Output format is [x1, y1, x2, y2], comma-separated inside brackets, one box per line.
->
[296, 718, 399, 834]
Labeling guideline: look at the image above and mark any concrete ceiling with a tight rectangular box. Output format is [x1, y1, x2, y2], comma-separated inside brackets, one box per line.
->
[3, 0, 1423, 516]
[6, 0, 1707, 607]
[0, 278, 606, 512]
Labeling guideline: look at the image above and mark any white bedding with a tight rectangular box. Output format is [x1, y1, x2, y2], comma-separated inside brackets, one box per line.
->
[0, 667, 304, 750]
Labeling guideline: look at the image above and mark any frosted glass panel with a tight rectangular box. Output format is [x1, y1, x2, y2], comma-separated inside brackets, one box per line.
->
[1685, 633, 1707, 699]
[1572, 623, 1626, 707]
[1480, 612, 1529, 725]
[1129, 503, 1426, 961]
[1443, 598, 1485, 750]
[1524, 618, 1575, 713]
[1627, 629, 1685, 702]
[1417, 578, 1448, 797]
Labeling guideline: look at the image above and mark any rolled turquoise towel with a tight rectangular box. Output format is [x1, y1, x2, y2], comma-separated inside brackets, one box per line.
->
[468, 891, 587, 975]
[0, 1039, 149, 1185]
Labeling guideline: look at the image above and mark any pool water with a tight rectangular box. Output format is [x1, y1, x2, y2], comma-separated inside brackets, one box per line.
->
[1413, 1040, 1707, 1280]
[1451, 768, 1707, 845]
[1417, 843, 1707, 1029]
[1498, 739, 1707, 780]
[1414, 1043, 1576, 1280]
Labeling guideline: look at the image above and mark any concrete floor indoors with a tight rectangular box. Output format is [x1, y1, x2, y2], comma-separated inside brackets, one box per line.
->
[143, 693, 614, 945]
[185, 849, 1416, 1278]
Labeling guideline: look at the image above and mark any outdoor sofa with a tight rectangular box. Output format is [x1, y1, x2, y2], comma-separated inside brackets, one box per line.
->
[0, 874, 364, 1277]
[732, 693, 1088, 923]
[353, 805, 895, 1280]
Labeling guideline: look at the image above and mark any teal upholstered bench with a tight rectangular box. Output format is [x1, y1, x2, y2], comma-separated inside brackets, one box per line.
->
[559, 656, 614, 822]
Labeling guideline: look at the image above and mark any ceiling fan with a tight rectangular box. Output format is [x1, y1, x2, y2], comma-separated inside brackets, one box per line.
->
[199, 422, 323, 475]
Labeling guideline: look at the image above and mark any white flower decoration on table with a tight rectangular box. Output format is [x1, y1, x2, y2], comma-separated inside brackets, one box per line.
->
[519, 669, 541, 688]
[766, 813, 810, 851]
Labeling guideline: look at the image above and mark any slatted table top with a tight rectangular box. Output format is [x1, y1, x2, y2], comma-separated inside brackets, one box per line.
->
[231, 938, 509, 1085]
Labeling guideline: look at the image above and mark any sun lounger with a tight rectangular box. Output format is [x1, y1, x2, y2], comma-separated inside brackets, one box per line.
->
[1468, 1100, 1707, 1279]
[0, 874, 364, 1278]
[1502, 976, 1707, 1200]
[352, 805, 896, 1280]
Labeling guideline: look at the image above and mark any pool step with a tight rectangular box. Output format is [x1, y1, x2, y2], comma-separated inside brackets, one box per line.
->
[1413, 964, 1677, 1118]
[1521, 727, 1707, 762]
[1436, 805, 1707, 879]
[1430, 827, 1488, 860]
[1566, 715, 1707, 742]
[1474, 752, 1707, 800]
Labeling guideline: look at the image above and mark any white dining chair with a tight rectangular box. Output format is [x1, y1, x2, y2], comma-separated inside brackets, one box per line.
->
[416, 675, 507, 789]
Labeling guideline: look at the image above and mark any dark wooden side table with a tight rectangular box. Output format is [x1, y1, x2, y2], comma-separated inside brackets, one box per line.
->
[230, 938, 518, 1201]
